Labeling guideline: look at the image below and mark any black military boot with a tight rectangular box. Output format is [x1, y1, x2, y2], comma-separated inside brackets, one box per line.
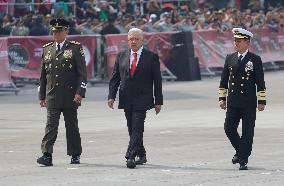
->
[239, 159, 248, 170]
[135, 155, 147, 165]
[232, 154, 239, 164]
[37, 153, 53, 166]
[126, 159, 136, 169]
[71, 155, 80, 164]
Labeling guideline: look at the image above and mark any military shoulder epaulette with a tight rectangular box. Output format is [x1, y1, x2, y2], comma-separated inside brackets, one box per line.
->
[70, 41, 81, 45]
[43, 42, 53, 48]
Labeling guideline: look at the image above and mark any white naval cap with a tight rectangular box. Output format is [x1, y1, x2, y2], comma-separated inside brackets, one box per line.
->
[232, 28, 253, 39]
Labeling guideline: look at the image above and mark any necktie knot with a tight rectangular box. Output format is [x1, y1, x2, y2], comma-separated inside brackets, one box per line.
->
[57, 44, 60, 53]
[238, 55, 243, 62]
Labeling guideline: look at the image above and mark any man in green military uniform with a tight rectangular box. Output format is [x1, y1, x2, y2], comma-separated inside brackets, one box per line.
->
[219, 28, 266, 170]
[37, 18, 87, 166]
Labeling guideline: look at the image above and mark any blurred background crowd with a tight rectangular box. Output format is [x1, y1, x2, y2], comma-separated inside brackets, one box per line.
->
[0, 0, 284, 36]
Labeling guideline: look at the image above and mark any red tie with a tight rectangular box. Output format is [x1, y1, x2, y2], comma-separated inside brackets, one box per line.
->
[130, 52, 137, 76]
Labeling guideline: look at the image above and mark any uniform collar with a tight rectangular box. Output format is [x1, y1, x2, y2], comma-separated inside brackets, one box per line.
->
[238, 49, 248, 60]
[55, 39, 66, 50]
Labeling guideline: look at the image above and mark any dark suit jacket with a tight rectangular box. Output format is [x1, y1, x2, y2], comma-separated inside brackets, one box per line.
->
[219, 51, 266, 108]
[108, 48, 163, 110]
[39, 40, 87, 108]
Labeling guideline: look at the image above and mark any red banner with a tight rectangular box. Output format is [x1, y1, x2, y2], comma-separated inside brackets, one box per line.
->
[105, 29, 284, 79]
[192, 28, 284, 68]
[6, 35, 96, 80]
[0, 37, 12, 85]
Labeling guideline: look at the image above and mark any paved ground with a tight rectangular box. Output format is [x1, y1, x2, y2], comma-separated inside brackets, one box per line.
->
[0, 71, 284, 186]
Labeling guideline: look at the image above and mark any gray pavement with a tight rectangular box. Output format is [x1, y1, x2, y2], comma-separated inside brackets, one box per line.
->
[0, 71, 284, 186]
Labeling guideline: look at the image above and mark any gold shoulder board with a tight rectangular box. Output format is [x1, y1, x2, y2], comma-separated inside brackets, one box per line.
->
[70, 41, 81, 45]
[43, 42, 53, 48]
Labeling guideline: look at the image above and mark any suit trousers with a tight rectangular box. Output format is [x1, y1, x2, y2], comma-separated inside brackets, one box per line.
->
[124, 109, 147, 159]
[224, 106, 256, 162]
[41, 108, 82, 156]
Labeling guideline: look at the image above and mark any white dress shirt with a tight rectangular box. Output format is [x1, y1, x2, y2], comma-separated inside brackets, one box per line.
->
[130, 46, 143, 67]
[238, 49, 248, 61]
[56, 39, 66, 50]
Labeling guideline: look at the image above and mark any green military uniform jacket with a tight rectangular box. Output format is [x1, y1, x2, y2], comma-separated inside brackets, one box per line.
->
[39, 40, 87, 108]
[219, 51, 266, 108]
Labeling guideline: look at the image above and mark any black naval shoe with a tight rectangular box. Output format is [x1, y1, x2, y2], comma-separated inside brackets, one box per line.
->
[135, 156, 147, 165]
[239, 160, 248, 170]
[37, 153, 53, 166]
[126, 159, 136, 169]
[71, 155, 80, 164]
[239, 164, 248, 170]
[232, 154, 239, 164]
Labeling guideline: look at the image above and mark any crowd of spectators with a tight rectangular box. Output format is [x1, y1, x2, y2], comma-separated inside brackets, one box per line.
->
[0, 0, 284, 36]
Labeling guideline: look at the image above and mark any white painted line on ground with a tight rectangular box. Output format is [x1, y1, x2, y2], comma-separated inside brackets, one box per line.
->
[159, 131, 173, 134]
[67, 167, 79, 170]
[260, 172, 271, 175]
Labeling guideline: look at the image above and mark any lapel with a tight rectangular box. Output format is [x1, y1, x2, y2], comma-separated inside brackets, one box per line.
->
[230, 51, 251, 74]
[56, 40, 69, 58]
[48, 42, 56, 61]
[240, 51, 251, 66]
[124, 50, 131, 76]
[230, 52, 239, 74]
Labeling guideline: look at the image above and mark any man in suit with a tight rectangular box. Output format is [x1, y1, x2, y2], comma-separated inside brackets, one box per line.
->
[37, 18, 87, 166]
[108, 28, 163, 169]
[219, 28, 266, 170]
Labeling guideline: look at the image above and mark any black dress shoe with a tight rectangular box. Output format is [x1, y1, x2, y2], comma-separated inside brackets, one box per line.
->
[71, 155, 80, 164]
[126, 159, 136, 169]
[239, 164, 248, 170]
[37, 154, 53, 166]
[135, 156, 147, 165]
[232, 155, 239, 164]
[239, 159, 248, 170]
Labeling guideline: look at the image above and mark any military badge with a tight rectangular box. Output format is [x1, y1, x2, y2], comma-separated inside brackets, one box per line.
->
[80, 47, 85, 56]
[44, 53, 51, 61]
[63, 50, 72, 58]
[245, 61, 253, 72]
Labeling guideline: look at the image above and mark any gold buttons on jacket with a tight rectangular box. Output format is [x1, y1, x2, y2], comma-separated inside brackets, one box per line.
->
[55, 66, 58, 68]
[231, 90, 234, 93]
[232, 83, 235, 85]
[242, 77, 244, 79]
[56, 75, 58, 77]
[241, 84, 243, 86]
[56, 58, 58, 61]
